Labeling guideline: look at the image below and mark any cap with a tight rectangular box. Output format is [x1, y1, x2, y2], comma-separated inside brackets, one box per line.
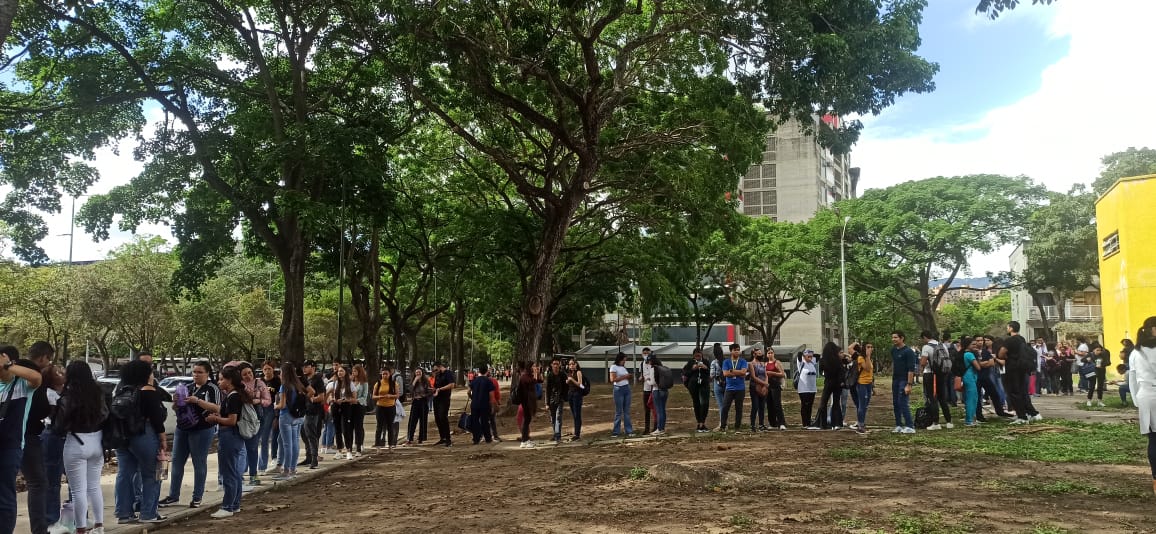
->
[803, 349, 814, 355]
[302, 359, 318, 368]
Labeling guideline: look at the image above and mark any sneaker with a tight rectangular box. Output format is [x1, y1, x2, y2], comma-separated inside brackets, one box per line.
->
[141, 515, 167, 524]
[272, 472, 291, 481]
[524, 440, 536, 449]
[650, 430, 663, 436]
[118, 517, 139, 525]
[926, 424, 942, 431]
[249, 477, 261, 486]
[90, 527, 104, 534]
[321, 447, 330, 455]
[856, 426, 867, 434]
[900, 427, 916, 434]
[518, 441, 527, 448]
[1086, 400, 1092, 407]
[1030, 414, 1044, 422]
[309, 463, 319, 469]
[805, 426, 821, 431]
[779, 425, 787, 431]
[333, 452, 344, 460]
[158, 496, 179, 507]
[1009, 418, 1030, 425]
[242, 484, 255, 493]
[625, 433, 635, 438]
[47, 523, 72, 534]
[892, 426, 902, 433]
[265, 466, 282, 475]
[831, 426, 842, 431]
[1096, 401, 1105, 407]
[210, 510, 234, 519]
[189, 500, 201, 508]
[345, 452, 353, 460]
[944, 423, 954, 429]
[965, 422, 978, 427]
[711, 426, 723, 432]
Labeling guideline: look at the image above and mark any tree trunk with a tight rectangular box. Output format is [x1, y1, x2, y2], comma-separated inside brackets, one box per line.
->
[1031, 293, 1052, 341]
[0, 0, 16, 57]
[514, 211, 572, 363]
[277, 233, 308, 363]
[450, 301, 467, 374]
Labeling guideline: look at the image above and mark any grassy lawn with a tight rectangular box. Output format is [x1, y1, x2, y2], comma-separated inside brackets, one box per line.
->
[1074, 395, 1134, 411]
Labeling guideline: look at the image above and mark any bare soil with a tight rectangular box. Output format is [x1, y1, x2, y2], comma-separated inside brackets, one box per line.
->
[156, 382, 1156, 534]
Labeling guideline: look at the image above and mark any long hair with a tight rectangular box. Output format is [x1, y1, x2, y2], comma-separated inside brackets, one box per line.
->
[712, 343, 724, 361]
[334, 366, 353, 399]
[351, 364, 368, 384]
[1138, 316, 1156, 349]
[119, 359, 153, 388]
[280, 362, 304, 394]
[614, 352, 627, 366]
[220, 367, 252, 405]
[61, 361, 104, 429]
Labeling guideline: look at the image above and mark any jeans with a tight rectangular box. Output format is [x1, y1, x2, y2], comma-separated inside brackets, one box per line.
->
[817, 380, 842, 428]
[332, 403, 352, 451]
[1087, 370, 1106, 400]
[652, 389, 669, 431]
[854, 383, 873, 428]
[243, 431, 259, 479]
[720, 389, 745, 430]
[41, 428, 65, 526]
[278, 416, 303, 472]
[0, 448, 23, 534]
[21, 432, 47, 534]
[322, 412, 335, 448]
[167, 426, 214, 502]
[798, 392, 816, 427]
[892, 379, 913, 428]
[257, 405, 276, 471]
[1121, 383, 1132, 405]
[766, 387, 785, 428]
[115, 432, 161, 520]
[612, 385, 634, 436]
[923, 372, 952, 424]
[303, 413, 322, 464]
[375, 406, 398, 447]
[749, 389, 766, 427]
[549, 402, 565, 440]
[406, 399, 429, 443]
[63, 431, 104, 530]
[963, 377, 979, 424]
[713, 382, 725, 415]
[434, 395, 452, 443]
[979, 372, 1009, 416]
[217, 428, 244, 513]
[689, 383, 710, 425]
[568, 392, 583, 438]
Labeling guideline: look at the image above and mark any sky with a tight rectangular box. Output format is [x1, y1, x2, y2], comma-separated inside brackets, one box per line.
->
[23, 0, 1156, 278]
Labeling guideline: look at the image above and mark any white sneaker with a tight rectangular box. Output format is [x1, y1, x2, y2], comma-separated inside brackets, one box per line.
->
[901, 427, 916, 434]
[524, 441, 536, 449]
[47, 523, 72, 534]
[1030, 414, 1044, 422]
[90, 528, 104, 534]
[211, 510, 234, 519]
[345, 452, 353, 460]
[779, 425, 787, 430]
[892, 426, 902, 433]
[1009, 418, 1029, 425]
[650, 430, 663, 436]
[241, 484, 255, 493]
[1097, 401, 1105, 407]
[333, 452, 343, 460]
[944, 423, 954, 429]
[518, 441, 527, 448]
[321, 447, 329, 455]
[1086, 400, 1092, 407]
[926, 424, 942, 431]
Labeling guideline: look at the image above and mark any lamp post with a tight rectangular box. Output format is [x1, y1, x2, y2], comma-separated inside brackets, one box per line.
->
[840, 215, 851, 349]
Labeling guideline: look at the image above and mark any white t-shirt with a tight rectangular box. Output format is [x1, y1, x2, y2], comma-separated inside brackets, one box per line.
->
[796, 361, 818, 394]
[642, 362, 655, 392]
[610, 365, 630, 387]
[920, 343, 936, 374]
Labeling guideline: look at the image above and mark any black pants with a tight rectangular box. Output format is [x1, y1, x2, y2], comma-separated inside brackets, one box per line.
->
[1148, 433, 1156, 479]
[332, 403, 353, 451]
[434, 395, 452, 443]
[303, 413, 322, 465]
[799, 392, 816, 427]
[1087, 370, 1106, 400]
[978, 373, 1010, 417]
[1004, 372, 1038, 420]
[766, 387, 785, 427]
[719, 389, 744, 430]
[407, 399, 429, 443]
[375, 406, 397, 447]
[519, 402, 533, 441]
[642, 390, 653, 434]
[923, 372, 953, 424]
[471, 411, 494, 443]
[1060, 370, 1074, 395]
[689, 384, 710, 425]
[21, 432, 47, 534]
[349, 404, 366, 451]
[816, 381, 843, 428]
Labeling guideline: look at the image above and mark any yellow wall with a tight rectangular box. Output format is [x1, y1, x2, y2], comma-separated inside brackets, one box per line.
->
[1097, 174, 1156, 355]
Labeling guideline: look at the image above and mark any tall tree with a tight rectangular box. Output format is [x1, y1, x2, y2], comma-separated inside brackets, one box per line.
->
[1092, 147, 1156, 195]
[1022, 185, 1098, 339]
[975, 0, 1056, 19]
[370, 0, 936, 363]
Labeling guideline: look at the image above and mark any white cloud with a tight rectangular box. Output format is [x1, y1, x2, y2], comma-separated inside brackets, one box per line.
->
[854, 0, 1156, 275]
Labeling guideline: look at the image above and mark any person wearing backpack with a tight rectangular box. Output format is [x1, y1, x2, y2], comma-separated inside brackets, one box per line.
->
[545, 357, 569, 443]
[52, 361, 107, 534]
[110, 359, 168, 525]
[1085, 344, 1111, 407]
[650, 356, 674, 436]
[159, 361, 219, 510]
[564, 359, 588, 441]
[997, 321, 1042, 425]
[300, 360, 327, 467]
[194, 367, 247, 518]
[272, 363, 306, 481]
[682, 348, 712, 433]
[239, 363, 271, 487]
[919, 331, 954, 431]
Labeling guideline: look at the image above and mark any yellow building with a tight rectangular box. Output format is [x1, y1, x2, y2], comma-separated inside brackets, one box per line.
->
[1096, 174, 1156, 351]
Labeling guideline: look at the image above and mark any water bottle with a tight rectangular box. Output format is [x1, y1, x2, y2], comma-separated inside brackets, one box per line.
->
[157, 450, 170, 481]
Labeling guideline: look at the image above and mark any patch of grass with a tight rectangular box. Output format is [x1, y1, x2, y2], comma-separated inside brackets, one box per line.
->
[1027, 523, 1073, 534]
[836, 517, 869, 529]
[891, 512, 973, 534]
[628, 466, 649, 480]
[982, 478, 1149, 499]
[1074, 396, 1134, 411]
[828, 446, 880, 460]
[730, 513, 754, 528]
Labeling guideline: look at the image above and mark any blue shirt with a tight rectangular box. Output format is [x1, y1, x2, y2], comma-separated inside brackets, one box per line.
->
[963, 351, 978, 383]
[722, 358, 748, 391]
[469, 376, 495, 414]
[891, 346, 917, 379]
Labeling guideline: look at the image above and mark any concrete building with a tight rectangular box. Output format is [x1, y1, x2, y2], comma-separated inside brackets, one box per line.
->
[931, 282, 1002, 311]
[737, 116, 858, 347]
[1097, 174, 1156, 351]
[1009, 243, 1102, 342]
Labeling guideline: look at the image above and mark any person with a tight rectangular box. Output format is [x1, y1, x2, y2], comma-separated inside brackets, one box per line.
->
[327, 365, 355, 460]
[197, 367, 248, 518]
[272, 363, 305, 481]
[0, 345, 42, 533]
[467, 365, 497, 444]
[239, 363, 271, 486]
[610, 352, 634, 438]
[683, 348, 712, 432]
[52, 361, 106, 534]
[650, 356, 672, 435]
[976, 336, 1012, 420]
[372, 366, 400, 450]
[564, 359, 586, 441]
[545, 357, 568, 443]
[998, 321, 1042, 425]
[710, 343, 725, 414]
[1126, 316, 1156, 496]
[1085, 344, 1111, 407]
[112, 359, 167, 524]
[431, 362, 456, 447]
[159, 361, 219, 509]
[640, 348, 655, 435]
[919, 331, 953, 430]
[1075, 337, 1091, 393]
[797, 350, 819, 429]
[890, 331, 917, 434]
[815, 342, 844, 430]
[960, 336, 982, 426]
[404, 367, 431, 446]
[320, 369, 336, 455]
[765, 348, 787, 430]
[298, 360, 326, 468]
[719, 343, 748, 432]
[1058, 342, 1076, 396]
[516, 362, 542, 448]
[748, 349, 769, 431]
[259, 361, 281, 473]
[487, 371, 503, 442]
[853, 343, 875, 433]
[41, 365, 66, 533]
[350, 365, 369, 455]
[13, 341, 53, 534]
[1119, 359, 1133, 406]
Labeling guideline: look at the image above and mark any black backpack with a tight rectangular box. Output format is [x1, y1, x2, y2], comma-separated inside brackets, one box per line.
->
[104, 386, 147, 449]
[655, 365, 674, 390]
[580, 373, 592, 396]
[950, 347, 966, 377]
[1007, 335, 1034, 373]
[914, 406, 933, 429]
[288, 388, 308, 418]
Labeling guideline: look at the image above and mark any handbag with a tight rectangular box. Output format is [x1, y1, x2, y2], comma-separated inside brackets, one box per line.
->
[953, 376, 963, 392]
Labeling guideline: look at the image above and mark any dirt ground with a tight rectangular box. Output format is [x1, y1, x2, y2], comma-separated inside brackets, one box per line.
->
[156, 381, 1156, 534]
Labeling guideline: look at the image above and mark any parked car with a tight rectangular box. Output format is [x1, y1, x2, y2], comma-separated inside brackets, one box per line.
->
[97, 376, 177, 436]
[159, 375, 194, 396]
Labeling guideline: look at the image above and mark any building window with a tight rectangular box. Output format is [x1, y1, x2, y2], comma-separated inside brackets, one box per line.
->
[743, 178, 761, 190]
[1102, 231, 1120, 258]
[744, 205, 760, 216]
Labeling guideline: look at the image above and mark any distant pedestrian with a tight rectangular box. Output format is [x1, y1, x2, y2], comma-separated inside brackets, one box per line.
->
[890, 331, 917, 434]
[565, 359, 586, 441]
[682, 348, 712, 433]
[610, 353, 635, 438]
[797, 350, 819, 429]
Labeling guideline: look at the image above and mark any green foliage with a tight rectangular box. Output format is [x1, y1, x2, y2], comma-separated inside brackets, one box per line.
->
[1027, 524, 1073, 534]
[628, 466, 649, 480]
[975, 0, 1056, 19]
[729, 513, 754, 528]
[938, 293, 1012, 338]
[884, 420, 1145, 465]
[1092, 147, 1156, 195]
[981, 478, 1150, 499]
[891, 512, 973, 534]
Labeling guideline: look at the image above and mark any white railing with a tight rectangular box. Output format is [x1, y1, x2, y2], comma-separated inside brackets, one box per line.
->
[1028, 304, 1102, 321]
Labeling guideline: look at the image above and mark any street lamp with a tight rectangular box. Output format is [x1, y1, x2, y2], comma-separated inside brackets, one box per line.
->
[840, 215, 851, 349]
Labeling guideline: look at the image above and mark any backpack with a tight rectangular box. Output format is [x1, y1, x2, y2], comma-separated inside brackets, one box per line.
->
[842, 360, 860, 389]
[237, 397, 259, 439]
[104, 386, 147, 450]
[393, 374, 406, 404]
[288, 388, 308, 418]
[914, 406, 933, 430]
[654, 365, 674, 390]
[930, 342, 952, 375]
[580, 373, 592, 396]
[1006, 335, 1035, 373]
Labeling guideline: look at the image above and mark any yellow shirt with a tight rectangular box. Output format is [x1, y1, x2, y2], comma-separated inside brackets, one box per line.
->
[857, 356, 874, 385]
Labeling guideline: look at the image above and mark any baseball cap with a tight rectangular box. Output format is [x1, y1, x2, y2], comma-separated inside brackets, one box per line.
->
[803, 349, 815, 355]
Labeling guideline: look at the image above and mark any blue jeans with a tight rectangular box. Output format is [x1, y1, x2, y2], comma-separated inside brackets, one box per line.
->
[278, 416, 303, 471]
[217, 428, 244, 512]
[713, 382, 725, 414]
[612, 386, 634, 436]
[652, 389, 669, 431]
[892, 379, 913, 428]
[243, 432, 259, 479]
[115, 432, 161, 520]
[549, 403, 565, 441]
[568, 392, 583, 439]
[167, 426, 214, 502]
[855, 384, 873, 427]
[0, 448, 22, 534]
[1121, 383, 1132, 405]
[257, 406, 276, 471]
[42, 428, 66, 525]
[322, 413, 335, 447]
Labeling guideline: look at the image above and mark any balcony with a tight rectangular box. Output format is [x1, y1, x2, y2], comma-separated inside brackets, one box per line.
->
[1028, 304, 1102, 322]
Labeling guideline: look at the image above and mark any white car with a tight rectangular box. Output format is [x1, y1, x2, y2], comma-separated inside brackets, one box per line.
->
[97, 377, 178, 436]
[159, 376, 194, 396]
